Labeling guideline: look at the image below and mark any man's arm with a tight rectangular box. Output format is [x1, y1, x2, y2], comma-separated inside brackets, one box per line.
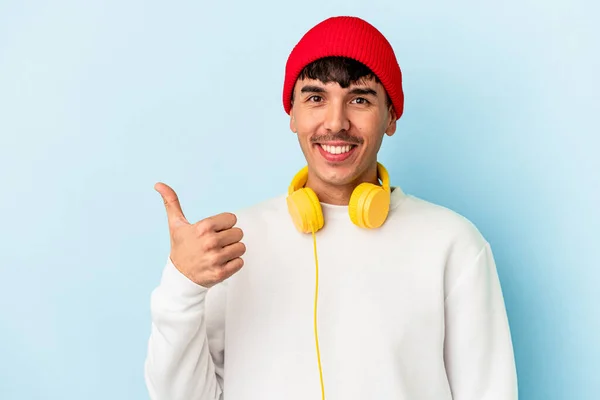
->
[444, 242, 518, 399]
[144, 182, 245, 400]
[144, 258, 226, 400]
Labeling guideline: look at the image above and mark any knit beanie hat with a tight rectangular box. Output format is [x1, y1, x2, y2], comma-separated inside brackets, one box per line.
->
[283, 16, 404, 119]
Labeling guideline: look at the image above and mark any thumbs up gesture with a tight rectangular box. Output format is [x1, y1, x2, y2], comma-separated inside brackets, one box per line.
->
[155, 182, 246, 288]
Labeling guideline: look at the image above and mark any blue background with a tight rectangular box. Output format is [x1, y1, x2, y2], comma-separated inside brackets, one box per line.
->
[0, 1, 598, 399]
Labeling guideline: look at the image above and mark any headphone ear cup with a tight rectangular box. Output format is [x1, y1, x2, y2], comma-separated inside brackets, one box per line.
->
[348, 183, 391, 229]
[286, 188, 324, 233]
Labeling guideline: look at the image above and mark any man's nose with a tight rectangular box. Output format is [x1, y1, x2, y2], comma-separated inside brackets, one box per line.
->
[323, 102, 350, 133]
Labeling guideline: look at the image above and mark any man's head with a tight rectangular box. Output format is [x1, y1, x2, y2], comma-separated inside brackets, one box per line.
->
[283, 16, 404, 203]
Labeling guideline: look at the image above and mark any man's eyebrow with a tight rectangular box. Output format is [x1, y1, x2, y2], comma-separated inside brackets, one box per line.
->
[349, 87, 378, 96]
[299, 85, 378, 96]
[300, 85, 326, 93]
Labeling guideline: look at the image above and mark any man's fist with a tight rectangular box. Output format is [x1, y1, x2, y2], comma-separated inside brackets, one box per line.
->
[155, 182, 246, 288]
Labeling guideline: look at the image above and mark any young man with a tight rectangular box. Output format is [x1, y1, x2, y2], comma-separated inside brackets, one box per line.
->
[144, 16, 518, 400]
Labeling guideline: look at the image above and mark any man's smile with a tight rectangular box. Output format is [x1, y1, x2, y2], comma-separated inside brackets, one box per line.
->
[313, 142, 358, 162]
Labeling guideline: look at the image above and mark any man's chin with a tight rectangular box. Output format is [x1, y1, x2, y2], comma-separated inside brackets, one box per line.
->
[310, 164, 361, 187]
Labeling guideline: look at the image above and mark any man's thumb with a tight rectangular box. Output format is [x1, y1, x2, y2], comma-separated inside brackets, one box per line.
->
[154, 182, 187, 225]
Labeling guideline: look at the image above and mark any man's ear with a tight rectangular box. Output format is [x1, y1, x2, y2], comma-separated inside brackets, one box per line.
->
[385, 106, 397, 136]
[289, 108, 297, 133]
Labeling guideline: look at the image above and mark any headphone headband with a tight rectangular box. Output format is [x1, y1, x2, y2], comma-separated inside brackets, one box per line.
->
[288, 166, 309, 195]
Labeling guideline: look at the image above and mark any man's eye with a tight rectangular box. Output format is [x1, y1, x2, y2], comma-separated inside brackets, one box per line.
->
[308, 95, 322, 102]
[352, 97, 369, 104]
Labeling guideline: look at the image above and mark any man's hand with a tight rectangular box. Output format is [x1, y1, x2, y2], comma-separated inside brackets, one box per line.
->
[155, 182, 246, 288]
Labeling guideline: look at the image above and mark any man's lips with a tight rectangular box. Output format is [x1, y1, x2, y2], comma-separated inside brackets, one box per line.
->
[314, 142, 358, 162]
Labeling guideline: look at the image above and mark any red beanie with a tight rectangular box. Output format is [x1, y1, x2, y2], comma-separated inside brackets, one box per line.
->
[283, 16, 404, 119]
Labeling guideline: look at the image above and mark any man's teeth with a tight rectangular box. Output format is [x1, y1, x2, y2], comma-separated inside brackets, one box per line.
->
[320, 144, 353, 154]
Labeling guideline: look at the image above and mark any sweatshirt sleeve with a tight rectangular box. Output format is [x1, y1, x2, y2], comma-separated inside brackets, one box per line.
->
[144, 258, 226, 400]
[443, 242, 518, 400]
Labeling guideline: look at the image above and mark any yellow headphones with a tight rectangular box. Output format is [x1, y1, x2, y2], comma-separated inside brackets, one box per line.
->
[286, 162, 391, 233]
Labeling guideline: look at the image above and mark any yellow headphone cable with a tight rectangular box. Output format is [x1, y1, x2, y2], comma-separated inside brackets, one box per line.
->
[311, 224, 325, 400]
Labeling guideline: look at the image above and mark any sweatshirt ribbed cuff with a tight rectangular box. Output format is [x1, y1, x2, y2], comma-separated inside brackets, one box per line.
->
[160, 257, 209, 298]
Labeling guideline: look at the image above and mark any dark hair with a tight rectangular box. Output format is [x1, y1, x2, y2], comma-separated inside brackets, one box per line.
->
[292, 56, 391, 106]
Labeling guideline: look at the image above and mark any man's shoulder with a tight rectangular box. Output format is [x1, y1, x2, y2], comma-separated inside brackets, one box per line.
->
[395, 194, 488, 248]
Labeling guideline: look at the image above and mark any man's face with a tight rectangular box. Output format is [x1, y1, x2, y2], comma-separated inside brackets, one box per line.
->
[289, 77, 397, 188]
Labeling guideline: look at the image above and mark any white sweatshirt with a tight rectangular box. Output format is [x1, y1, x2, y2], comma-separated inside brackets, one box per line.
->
[144, 187, 518, 400]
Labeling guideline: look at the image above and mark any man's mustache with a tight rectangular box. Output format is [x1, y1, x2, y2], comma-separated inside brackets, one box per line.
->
[310, 131, 363, 144]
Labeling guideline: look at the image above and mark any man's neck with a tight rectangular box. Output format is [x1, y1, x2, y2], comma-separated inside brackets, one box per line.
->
[308, 184, 355, 205]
